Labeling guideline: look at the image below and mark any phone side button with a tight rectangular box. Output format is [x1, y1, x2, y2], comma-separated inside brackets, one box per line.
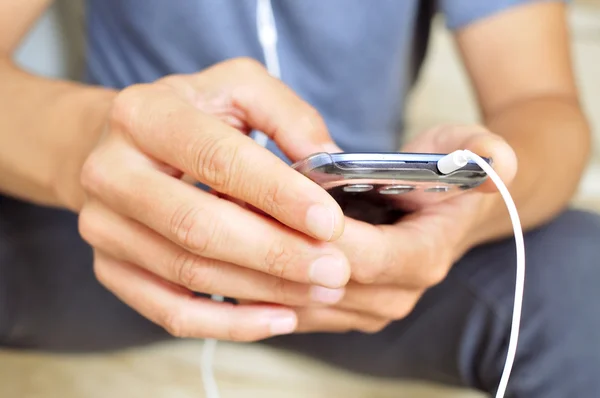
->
[424, 186, 450, 193]
[379, 185, 416, 195]
[343, 184, 374, 193]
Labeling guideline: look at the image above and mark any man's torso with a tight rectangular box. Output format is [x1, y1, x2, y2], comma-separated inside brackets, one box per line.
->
[85, 0, 435, 155]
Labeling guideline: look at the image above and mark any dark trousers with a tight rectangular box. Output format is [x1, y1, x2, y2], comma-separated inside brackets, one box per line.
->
[2, 195, 600, 397]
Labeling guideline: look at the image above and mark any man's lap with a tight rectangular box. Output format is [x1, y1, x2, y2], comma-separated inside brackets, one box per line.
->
[0, 197, 168, 350]
[265, 210, 600, 396]
[2, 196, 600, 396]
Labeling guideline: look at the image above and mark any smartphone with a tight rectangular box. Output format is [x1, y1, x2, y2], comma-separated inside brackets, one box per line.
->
[292, 152, 490, 224]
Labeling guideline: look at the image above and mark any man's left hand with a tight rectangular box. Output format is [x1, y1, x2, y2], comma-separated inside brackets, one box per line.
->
[294, 125, 518, 333]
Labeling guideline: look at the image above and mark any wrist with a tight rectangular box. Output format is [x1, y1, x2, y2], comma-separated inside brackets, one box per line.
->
[53, 88, 116, 212]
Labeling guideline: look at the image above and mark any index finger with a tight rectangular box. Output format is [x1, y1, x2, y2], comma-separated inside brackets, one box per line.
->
[110, 85, 344, 242]
[190, 58, 343, 162]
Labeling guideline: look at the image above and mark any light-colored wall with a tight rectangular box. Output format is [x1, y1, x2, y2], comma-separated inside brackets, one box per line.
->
[406, 4, 600, 153]
[14, 0, 84, 79]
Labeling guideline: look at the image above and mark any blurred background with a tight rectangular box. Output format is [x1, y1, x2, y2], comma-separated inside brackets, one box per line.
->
[405, 0, 600, 212]
[2, 1, 599, 397]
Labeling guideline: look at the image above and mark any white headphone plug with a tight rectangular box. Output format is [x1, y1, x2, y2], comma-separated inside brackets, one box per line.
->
[437, 149, 469, 175]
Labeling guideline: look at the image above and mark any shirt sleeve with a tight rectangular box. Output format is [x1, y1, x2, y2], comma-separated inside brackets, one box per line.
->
[438, 0, 569, 30]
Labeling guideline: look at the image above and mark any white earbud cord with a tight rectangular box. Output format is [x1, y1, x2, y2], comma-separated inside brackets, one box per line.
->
[253, 0, 280, 146]
[467, 151, 525, 398]
[438, 150, 525, 398]
[201, 294, 223, 398]
[201, 1, 279, 397]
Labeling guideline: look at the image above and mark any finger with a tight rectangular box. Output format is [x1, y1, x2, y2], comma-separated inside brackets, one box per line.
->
[403, 125, 518, 192]
[294, 307, 389, 334]
[183, 58, 342, 161]
[79, 201, 345, 306]
[82, 157, 350, 288]
[108, 85, 344, 241]
[333, 283, 422, 320]
[333, 217, 395, 285]
[93, 251, 298, 341]
[459, 132, 518, 193]
[337, 217, 453, 287]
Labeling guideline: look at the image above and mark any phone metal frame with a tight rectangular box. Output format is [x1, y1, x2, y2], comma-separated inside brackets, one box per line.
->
[292, 152, 491, 224]
[293, 152, 490, 187]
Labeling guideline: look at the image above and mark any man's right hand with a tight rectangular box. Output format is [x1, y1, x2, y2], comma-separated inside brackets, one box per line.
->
[75, 58, 350, 342]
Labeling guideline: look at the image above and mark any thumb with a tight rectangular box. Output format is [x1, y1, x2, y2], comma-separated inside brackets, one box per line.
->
[404, 125, 517, 193]
[460, 132, 518, 193]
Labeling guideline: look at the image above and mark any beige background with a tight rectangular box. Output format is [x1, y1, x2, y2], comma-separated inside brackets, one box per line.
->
[2, 1, 599, 397]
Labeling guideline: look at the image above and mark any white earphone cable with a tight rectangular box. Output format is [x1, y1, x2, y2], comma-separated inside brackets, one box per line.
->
[201, 294, 224, 398]
[253, 0, 280, 146]
[466, 151, 525, 398]
[437, 150, 525, 398]
[201, 1, 279, 397]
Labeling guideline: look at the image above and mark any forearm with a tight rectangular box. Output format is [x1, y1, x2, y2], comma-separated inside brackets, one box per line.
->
[0, 57, 116, 211]
[465, 96, 591, 248]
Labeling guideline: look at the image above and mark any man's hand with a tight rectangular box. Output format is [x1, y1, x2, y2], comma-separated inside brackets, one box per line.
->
[292, 125, 517, 333]
[76, 58, 351, 342]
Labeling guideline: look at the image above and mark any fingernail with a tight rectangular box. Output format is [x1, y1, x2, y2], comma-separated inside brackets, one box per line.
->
[268, 313, 297, 336]
[305, 204, 336, 240]
[322, 143, 342, 153]
[310, 286, 345, 304]
[309, 255, 349, 288]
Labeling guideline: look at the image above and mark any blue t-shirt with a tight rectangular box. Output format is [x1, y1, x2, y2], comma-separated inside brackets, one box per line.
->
[85, 0, 546, 158]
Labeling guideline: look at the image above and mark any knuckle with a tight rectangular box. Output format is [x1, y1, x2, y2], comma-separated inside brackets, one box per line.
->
[425, 264, 450, 287]
[229, 57, 266, 74]
[270, 275, 288, 302]
[171, 251, 213, 292]
[169, 205, 212, 254]
[257, 180, 286, 216]
[77, 207, 97, 245]
[225, 324, 259, 342]
[352, 267, 379, 284]
[379, 247, 402, 280]
[299, 106, 327, 136]
[155, 75, 196, 101]
[360, 320, 390, 334]
[155, 74, 185, 88]
[162, 308, 190, 339]
[192, 138, 240, 191]
[271, 278, 305, 306]
[91, 256, 109, 287]
[420, 248, 451, 287]
[264, 240, 295, 279]
[109, 84, 148, 131]
[79, 153, 110, 195]
[77, 207, 110, 251]
[388, 298, 418, 321]
[352, 253, 384, 284]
